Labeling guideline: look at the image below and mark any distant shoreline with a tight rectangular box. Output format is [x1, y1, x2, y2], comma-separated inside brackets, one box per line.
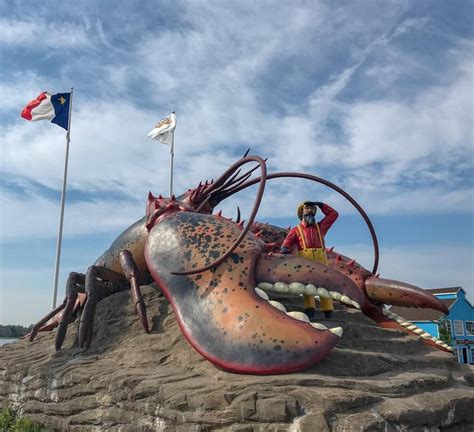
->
[0, 324, 32, 339]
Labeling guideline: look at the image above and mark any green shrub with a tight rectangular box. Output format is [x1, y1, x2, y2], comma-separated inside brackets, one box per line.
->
[0, 408, 15, 431]
[0, 408, 44, 432]
[438, 317, 453, 346]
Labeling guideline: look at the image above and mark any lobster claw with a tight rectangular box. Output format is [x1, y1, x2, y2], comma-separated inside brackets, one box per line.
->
[145, 212, 343, 374]
[365, 277, 449, 314]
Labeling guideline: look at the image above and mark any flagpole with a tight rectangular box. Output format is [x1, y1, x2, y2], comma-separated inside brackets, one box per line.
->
[169, 130, 174, 197]
[51, 87, 74, 308]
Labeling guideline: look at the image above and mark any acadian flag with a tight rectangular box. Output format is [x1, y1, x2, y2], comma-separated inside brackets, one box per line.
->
[147, 111, 176, 146]
[21, 91, 71, 131]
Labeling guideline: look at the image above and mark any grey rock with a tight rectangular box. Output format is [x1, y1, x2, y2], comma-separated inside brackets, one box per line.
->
[1, 285, 473, 431]
[463, 372, 474, 387]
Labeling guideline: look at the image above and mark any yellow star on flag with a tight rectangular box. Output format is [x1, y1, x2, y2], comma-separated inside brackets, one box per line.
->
[59, 96, 66, 105]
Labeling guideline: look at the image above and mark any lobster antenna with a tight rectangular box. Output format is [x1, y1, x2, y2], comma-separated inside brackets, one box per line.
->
[235, 206, 241, 223]
[173, 155, 267, 276]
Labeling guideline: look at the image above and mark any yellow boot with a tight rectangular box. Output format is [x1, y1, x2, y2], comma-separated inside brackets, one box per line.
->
[320, 297, 334, 318]
[303, 294, 316, 321]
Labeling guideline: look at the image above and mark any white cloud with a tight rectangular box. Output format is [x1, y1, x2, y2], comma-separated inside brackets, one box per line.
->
[1, 2, 472, 327]
[0, 189, 143, 241]
[0, 73, 47, 112]
[1, 49, 472, 234]
[0, 1, 474, 330]
[0, 18, 93, 48]
[340, 63, 473, 169]
[2, 101, 168, 195]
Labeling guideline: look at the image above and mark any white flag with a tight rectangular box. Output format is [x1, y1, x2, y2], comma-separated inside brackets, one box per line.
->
[147, 111, 176, 146]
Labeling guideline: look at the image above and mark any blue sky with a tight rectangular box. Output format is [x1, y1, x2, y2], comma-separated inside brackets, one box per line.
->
[1, 0, 473, 325]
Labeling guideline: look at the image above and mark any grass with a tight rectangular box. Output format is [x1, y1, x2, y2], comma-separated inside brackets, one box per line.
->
[0, 408, 44, 432]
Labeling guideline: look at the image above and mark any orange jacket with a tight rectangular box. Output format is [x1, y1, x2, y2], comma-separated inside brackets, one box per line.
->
[282, 203, 338, 250]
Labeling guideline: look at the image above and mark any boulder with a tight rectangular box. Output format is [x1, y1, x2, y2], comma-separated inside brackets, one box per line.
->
[1, 285, 473, 431]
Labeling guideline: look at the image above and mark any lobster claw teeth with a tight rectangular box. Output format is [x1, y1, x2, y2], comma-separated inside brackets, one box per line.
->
[255, 287, 269, 301]
[286, 311, 310, 322]
[289, 282, 306, 291]
[262, 294, 340, 336]
[256, 281, 363, 311]
[268, 300, 286, 312]
[340, 295, 352, 305]
[274, 282, 289, 291]
[286, 311, 342, 338]
[261, 291, 340, 336]
[329, 327, 343, 337]
[318, 287, 331, 298]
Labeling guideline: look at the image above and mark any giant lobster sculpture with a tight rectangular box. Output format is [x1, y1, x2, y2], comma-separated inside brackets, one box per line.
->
[29, 154, 452, 375]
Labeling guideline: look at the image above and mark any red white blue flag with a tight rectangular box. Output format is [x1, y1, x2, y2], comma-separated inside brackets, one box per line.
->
[21, 91, 71, 131]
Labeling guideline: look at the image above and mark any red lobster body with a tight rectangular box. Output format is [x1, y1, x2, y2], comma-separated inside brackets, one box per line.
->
[28, 154, 453, 375]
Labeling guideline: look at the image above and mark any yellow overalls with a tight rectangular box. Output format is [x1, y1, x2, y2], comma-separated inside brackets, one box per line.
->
[296, 224, 334, 313]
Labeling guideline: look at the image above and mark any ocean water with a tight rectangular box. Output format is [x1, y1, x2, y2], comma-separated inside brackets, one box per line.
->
[0, 338, 18, 346]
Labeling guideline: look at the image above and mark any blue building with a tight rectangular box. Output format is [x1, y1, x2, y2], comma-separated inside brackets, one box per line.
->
[390, 287, 474, 365]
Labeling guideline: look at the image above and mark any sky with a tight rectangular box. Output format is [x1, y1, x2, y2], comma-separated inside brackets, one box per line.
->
[0, 0, 473, 326]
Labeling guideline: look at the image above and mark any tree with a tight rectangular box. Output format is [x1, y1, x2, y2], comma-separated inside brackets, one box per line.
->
[438, 317, 452, 346]
[0, 324, 32, 338]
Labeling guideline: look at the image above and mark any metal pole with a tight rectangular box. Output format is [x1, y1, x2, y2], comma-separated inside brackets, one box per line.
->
[51, 88, 74, 308]
[169, 130, 174, 197]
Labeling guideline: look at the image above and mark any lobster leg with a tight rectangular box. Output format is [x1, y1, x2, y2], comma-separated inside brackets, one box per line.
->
[78, 266, 128, 349]
[28, 272, 86, 342]
[29, 301, 66, 342]
[78, 266, 104, 349]
[55, 272, 85, 350]
[119, 250, 150, 333]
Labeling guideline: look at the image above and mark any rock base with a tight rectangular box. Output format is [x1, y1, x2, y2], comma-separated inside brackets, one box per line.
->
[1, 285, 473, 431]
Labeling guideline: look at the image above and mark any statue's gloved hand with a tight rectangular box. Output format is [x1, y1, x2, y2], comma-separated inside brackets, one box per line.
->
[314, 202, 324, 208]
[280, 246, 291, 254]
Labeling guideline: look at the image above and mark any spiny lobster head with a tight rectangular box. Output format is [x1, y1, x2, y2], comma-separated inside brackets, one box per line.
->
[144, 180, 237, 232]
[145, 154, 267, 233]
[145, 191, 203, 231]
